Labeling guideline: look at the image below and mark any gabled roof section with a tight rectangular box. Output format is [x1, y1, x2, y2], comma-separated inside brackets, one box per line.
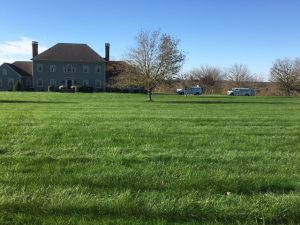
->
[32, 43, 104, 63]
[7, 61, 32, 77]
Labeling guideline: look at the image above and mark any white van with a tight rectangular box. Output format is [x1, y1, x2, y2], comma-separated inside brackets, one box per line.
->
[177, 87, 203, 95]
[227, 88, 255, 96]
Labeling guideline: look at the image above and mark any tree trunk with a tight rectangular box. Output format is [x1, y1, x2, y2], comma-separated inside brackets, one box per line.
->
[148, 89, 153, 101]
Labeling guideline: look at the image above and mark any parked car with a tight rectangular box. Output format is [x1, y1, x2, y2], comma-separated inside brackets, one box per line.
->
[177, 87, 203, 95]
[227, 88, 255, 96]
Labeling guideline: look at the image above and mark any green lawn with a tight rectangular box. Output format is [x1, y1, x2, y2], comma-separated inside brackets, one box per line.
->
[0, 92, 299, 225]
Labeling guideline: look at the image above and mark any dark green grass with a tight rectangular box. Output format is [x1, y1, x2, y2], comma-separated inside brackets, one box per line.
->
[0, 92, 299, 224]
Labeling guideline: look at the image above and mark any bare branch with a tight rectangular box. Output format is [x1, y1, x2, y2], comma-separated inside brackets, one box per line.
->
[225, 64, 254, 86]
[270, 58, 300, 96]
[187, 65, 223, 94]
[117, 30, 185, 101]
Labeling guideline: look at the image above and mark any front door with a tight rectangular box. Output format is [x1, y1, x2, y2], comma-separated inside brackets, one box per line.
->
[66, 79, 72, 89]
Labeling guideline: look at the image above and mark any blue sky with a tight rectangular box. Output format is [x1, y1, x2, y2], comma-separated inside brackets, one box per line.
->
[1, 0, 300, 80]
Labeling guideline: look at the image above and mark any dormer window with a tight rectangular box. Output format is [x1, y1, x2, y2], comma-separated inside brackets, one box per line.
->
[2, 68, 7, 76]
[50, 64, 56, 73]
[83, 65, 89, 73]
[37, 64, 43, 72]
[95, 65, 101, 73]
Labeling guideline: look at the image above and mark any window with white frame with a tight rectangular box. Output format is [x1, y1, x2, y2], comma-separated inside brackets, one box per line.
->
[50, 79, 56, 86]
[64, 64, 76, 73]
[37, 79, 43, 87]
[8, 79, 14, 88]
[37, 64, 43, 72]
[83, 65, 89, 73]
[95, 80, 101, 88]
[2, 68, 7, 76]
[83, 80, 89, 86]
[95, 65, 101, 73]
[50, 64, 56, 73]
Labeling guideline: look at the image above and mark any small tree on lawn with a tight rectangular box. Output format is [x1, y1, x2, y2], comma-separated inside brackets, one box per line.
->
[120, 30, 185, 101]
[13, 81, 22, 91]
[270, 58, 300, 96]
[188, 65, 223, 94]
[225, 63, 254, 87]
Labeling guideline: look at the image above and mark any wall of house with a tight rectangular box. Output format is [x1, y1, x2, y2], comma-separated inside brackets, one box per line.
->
[32, 61, 106, 91]
[0, 64, 22, 91]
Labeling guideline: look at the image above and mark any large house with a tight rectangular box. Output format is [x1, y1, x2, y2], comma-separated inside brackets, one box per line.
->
[0, 41, 108, 91]
[0, 61, 32, 91]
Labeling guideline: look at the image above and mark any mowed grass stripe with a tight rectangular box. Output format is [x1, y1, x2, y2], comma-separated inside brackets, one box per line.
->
[0, 92, 299, 224]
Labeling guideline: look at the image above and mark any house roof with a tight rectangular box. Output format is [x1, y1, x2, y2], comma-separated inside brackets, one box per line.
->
[6, 61, 32, 77]
[32, 43, 104, 63]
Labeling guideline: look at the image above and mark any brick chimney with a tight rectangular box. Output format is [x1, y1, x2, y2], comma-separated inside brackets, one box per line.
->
[32, 41, 38, 58]
[105, 43, 110, 62]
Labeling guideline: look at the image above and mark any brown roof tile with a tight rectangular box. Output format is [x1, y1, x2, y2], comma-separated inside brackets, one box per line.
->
[32, 43, 104, 63]
[8, 61, 32, 77]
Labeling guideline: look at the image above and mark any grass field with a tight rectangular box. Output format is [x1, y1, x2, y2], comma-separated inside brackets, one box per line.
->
[0, 92, 299, 225]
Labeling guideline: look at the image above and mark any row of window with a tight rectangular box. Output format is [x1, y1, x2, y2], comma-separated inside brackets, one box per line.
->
[2, 65, 102, 76]
[36, 79, 102, 88]
[0, 79, 31, 88]
[0, 79, 101, 88]
[37, 64, 102, 74]
[0, 78, 15, 88]
[0, 77, 102, 89]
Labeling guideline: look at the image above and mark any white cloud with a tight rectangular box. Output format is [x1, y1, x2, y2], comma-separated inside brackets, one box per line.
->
[0, 37, 48, 64]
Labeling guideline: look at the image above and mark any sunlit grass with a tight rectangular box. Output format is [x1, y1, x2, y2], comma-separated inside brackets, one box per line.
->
[0, 92, 299, 224]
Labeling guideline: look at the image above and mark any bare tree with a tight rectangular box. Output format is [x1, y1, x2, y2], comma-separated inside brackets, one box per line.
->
[225, 64, 254, 86]
[174, 72, 192, 90]
[270, 58, 300, 96]
[188, 65, 223, 94]
[118, 30, 185, 101]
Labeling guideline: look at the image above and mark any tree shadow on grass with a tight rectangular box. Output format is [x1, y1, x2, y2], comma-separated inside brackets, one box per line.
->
[0, 200, 298, 224]
[0, 100, 75, 104]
